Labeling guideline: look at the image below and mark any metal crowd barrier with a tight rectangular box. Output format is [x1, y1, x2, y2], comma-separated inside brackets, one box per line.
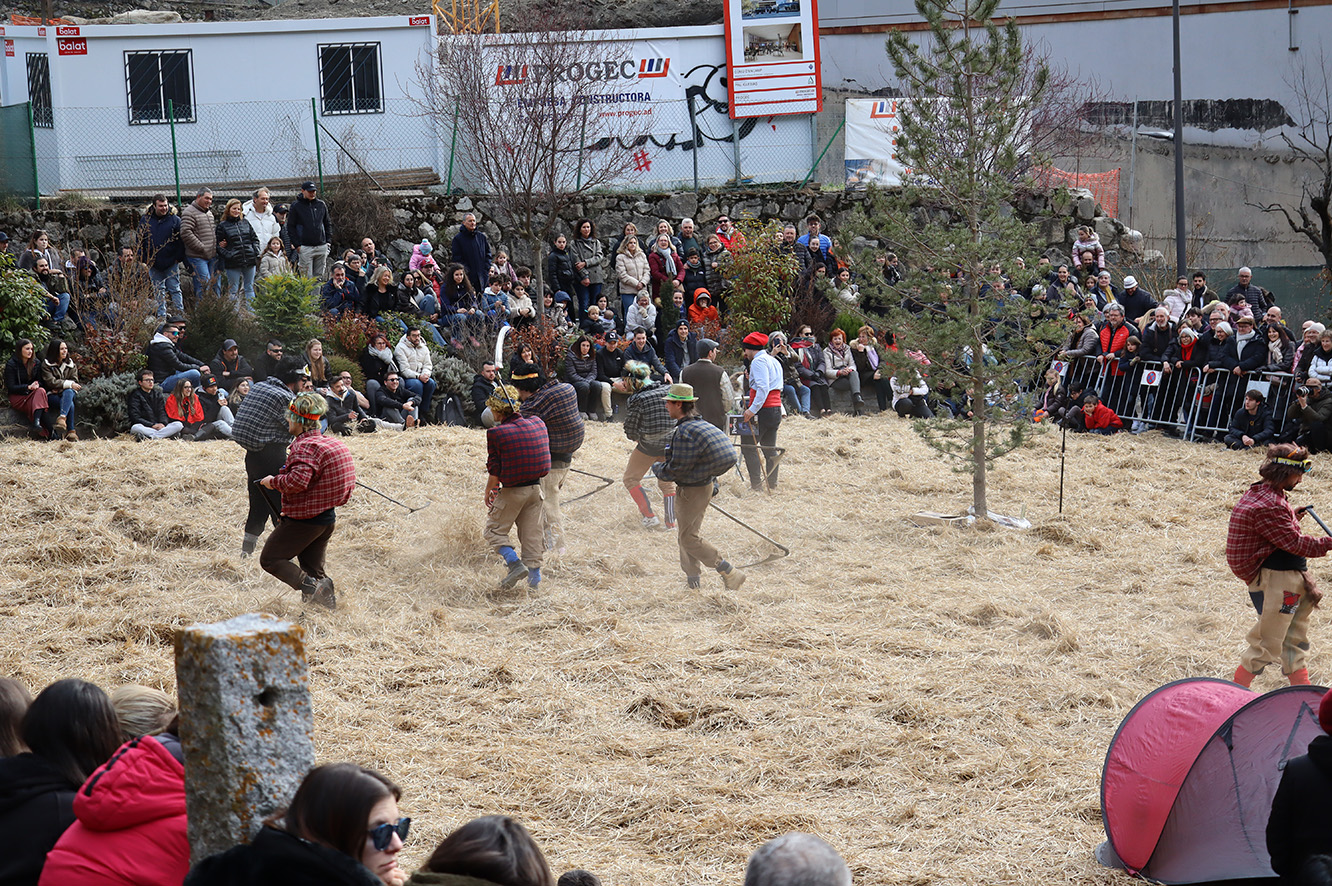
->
[1055, 354, 1296, 443]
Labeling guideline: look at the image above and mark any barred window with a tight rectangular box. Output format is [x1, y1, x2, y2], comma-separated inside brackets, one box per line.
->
[125, 50, 194, 125]
[318, 43, 382, 115]
[26, 53, 52, 128]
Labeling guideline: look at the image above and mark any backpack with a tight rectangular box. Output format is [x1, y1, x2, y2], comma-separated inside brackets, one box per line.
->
[435, 394, 467, 427]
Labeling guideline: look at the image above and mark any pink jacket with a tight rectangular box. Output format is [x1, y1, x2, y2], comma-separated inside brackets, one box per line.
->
[40, 734, 189, 886]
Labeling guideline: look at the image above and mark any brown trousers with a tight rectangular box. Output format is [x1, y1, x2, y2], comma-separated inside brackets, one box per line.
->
[485, 484, 545, 568]
[541, 462, 570, 546]
[260, 519, 336, 590]
[1241, 568, 1314, 676]
[676, 483, 721, 577]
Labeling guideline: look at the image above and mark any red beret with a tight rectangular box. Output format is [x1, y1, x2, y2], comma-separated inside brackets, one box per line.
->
[742, 331, 769, 348]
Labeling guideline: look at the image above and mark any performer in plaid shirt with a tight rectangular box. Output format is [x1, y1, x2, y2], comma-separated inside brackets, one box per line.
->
[485, 384, 551, 590]
[258, 392, 355, 609]
[231, 356, 308, 557]
[515, 362, 584, 555]
[1226, 443, 1332, 687]
[655, 384, 746, 591]
[621, 360, 676, 530]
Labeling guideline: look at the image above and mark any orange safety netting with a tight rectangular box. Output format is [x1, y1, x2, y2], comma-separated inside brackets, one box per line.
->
[9, 14, 78, 24]
[1036, 167, 1121, 220]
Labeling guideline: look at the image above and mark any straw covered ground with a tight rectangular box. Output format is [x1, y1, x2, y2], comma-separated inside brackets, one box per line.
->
[0, 416, 1307, 886]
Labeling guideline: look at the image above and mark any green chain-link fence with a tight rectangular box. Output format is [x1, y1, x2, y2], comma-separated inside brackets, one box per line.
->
[0, 103, 39, 209]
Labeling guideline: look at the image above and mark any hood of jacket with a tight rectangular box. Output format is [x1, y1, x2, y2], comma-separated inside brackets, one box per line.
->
[73, 734, 185, 832]
[0, 753, 76, 815]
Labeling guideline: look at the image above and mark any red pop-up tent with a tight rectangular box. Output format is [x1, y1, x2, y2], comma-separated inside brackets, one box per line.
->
[1098, 677, 1326, 883]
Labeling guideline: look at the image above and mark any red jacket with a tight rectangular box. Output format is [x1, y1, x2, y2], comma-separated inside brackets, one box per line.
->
[1099, 322, 1133, 376]
[1084, 401, 1123, 431]
[40, 734, 189, 886]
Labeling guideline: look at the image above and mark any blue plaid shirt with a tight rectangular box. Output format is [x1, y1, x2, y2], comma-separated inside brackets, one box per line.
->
[659, 415, 738, 486]
[231, 378, 294, 452]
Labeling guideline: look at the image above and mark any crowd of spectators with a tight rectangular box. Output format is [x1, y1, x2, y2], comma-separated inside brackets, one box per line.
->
[0, 675, 854, 886]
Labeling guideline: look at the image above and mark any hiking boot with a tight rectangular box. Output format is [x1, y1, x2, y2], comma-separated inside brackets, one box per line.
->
[300, 575, 319, 603]
[65, 430, 79, 441]
[718, 561, 746, 591]
[642, 516, 662, 530]
[241, 532, 260, 558]
[312, 577, 337, 610]
[499, 559, 527, 589]
[53, 415, 67, 434]
[686, 576, 701, 589]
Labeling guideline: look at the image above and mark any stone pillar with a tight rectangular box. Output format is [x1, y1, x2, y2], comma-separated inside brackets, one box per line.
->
[174, 613, 314, 862]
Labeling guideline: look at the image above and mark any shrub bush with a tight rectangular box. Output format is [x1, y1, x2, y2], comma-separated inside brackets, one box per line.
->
[321, 311, 381, 360]
[432, 354, 476, 415]
[0, 254, 51, 354]
[186, 288, 262, 364]
[327, 354, 363, 391]
[76, 371, 136, 436]
[725, 219, 797, 337]
[253, 273, 321, 349]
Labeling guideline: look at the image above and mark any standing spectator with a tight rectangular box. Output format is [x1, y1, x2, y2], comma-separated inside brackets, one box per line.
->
[257, 236, 290, 280]
[653, 219, 683, 255]
[272, 203, 294, 264]
[108, 244, 153, 309]
[6, 339, 50, 437]
[569, 218, 604, 320]
[715, 215, 744, 251]
[145, 321, 207, 393]
[678, 217, 702, 260]
[703, 234, 731, 303]
[655, 384, 746, 591]
[546, 233, 576, 304]
[681, 338, 734, 431]
[40, 339, 81, 441]
[215, 198, 261, 305]
[1071, 225, 1105, 272]
[451, 212, 492, 293]
[1227, 444, 1332, 688]
[483, 385, 550, 589]
[180, 187, 218, 299]
[289, 181, 333, 278]
[648, 234, 684, 304]
[393, 326, 436, 421]
[1120, 276, 1158, 326]
[1228, 266, 1269, 316]
[681, 248, 708, 305]
[1162, 275, 1191, 321]
[1140, 307, 1176, 363]
[796, 214, 832, 267]
[127, 369, 184, 440]
[616, 236, 650, 329]
[258, 391, 355, 609]
[242, 187, 281, 258]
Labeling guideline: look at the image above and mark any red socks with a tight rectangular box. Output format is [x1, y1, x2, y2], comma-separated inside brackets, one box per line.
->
[1233, 665, 1256, 688]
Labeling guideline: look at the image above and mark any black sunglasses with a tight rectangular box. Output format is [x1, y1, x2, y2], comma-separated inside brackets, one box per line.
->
[369, 817, 410, 851]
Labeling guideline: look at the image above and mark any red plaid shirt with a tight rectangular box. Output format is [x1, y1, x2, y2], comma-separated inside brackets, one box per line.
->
[487, 414, 550, 486]
[1226, 481, 1332, 583]
[272, 430, 357, 520]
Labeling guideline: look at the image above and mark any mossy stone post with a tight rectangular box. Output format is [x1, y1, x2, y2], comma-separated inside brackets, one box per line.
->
[174, 613, 314, 862]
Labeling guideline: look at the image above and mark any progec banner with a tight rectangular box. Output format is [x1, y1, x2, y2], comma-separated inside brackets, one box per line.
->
[722, 0, 822, 118]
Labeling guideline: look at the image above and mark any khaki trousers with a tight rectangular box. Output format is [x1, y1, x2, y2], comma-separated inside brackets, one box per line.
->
[484, 485, 545, 568]
[1241, 568, 1314, 676]
[541, 462, 570, 546]
[676, 483, 720, 577]
[623, 447, 675, 495]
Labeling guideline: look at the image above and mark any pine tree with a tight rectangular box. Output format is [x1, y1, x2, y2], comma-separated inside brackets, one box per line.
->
[852, 0, 1063, 519]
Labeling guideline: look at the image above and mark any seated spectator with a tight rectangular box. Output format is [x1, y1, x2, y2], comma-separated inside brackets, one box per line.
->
[128, 369, 184, 440]
[252, 339, 284, 383]
[682, 248, 707, 303]
[197, 372, 235, 439]
[664, 319, 698, 380]
[580, 305, 615, 337]
[185, 763, 407, 886]
[625, 327, 668, 381]
[541, 289, 571, 334]
[364, 266, 401, 319]
[228, 378, 252, 412]
[257, 236, 290, 280]
[6, 338, 51, 437]
[744, 833, 851, 886]
[360, 333, 399, 405]
[472, 361, 501, 428]
[324, 372, 371, 435]
[1289, 377, 1332, 453]
[145, 320, 207, 394]
[688, 290, 719, 329]
[850, 325, 893, 413]
[558, 871, 601, 886]
[891, 369, 934, 418]
[409, 238, 434, 271]
[31, 255, 79, 332]
[373, 371, 418, 429]
[394, 327, 436, 421]
[304, 339, 334, 391]
[1066, 392, 1122, 434]
[597, 332, 627, 396]
[1034, 367, 1072, 424]
[320, 264, 363, 317]
[1225, 389, 1276, 450]
[769, 332, 809, 417]
[566, 336, 610, 421]
[823, 328, 866, 415]
[792, 325, 830, 418]
[1268, 689, 1332, 883]
[40, 689, 186, 886]
[40, 338, 80, 441]
[625, 292, 657, 342]
[214, 338, 254, 390]
[0, 679, 122, 886]
[165, 380, 211, 440]
[0, 678, 31, 756]
[406, 815, 550, 886]
[18, 229, 62, 273]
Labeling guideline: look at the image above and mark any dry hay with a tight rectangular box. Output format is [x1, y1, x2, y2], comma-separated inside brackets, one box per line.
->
[0, 418, 1294, 886]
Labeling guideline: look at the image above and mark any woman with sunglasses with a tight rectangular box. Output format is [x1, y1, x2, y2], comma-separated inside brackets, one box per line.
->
[186, 763, 408, 886]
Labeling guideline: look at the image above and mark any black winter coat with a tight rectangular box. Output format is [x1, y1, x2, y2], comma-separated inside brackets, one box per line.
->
[547, 247, 576, 295]
[1140, 322, 1176, 362]
[146, 338, 205, 379]
[286, 195, 332, 247]
[0, 753, 77, 886]
[1203, 337, 1240, 373]
[4, 355, 41, 396]
[127, 385, 169, 427]
[1268, 733, 1332, 881]
[1225, 404, 1275, 445]
[215, 217, 262, 269]
[185, 825, 380, 886]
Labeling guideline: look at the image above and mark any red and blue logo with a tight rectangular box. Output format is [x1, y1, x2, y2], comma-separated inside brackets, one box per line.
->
[638, 58, 670, 78]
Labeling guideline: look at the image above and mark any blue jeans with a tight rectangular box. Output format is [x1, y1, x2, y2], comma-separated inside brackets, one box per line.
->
[162, 369, 202, 394]
[225, 265, 256, 305]
[620, 292, 636, 331]
[187, 256, 219, 299]
[47, 291, 71, 322]
[58, 388, 76, 421]
[573, 281, 601, 319]
[403, 377, 436, 419]
[783, 383, 810, 415]
[150, 265, 183, 315]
